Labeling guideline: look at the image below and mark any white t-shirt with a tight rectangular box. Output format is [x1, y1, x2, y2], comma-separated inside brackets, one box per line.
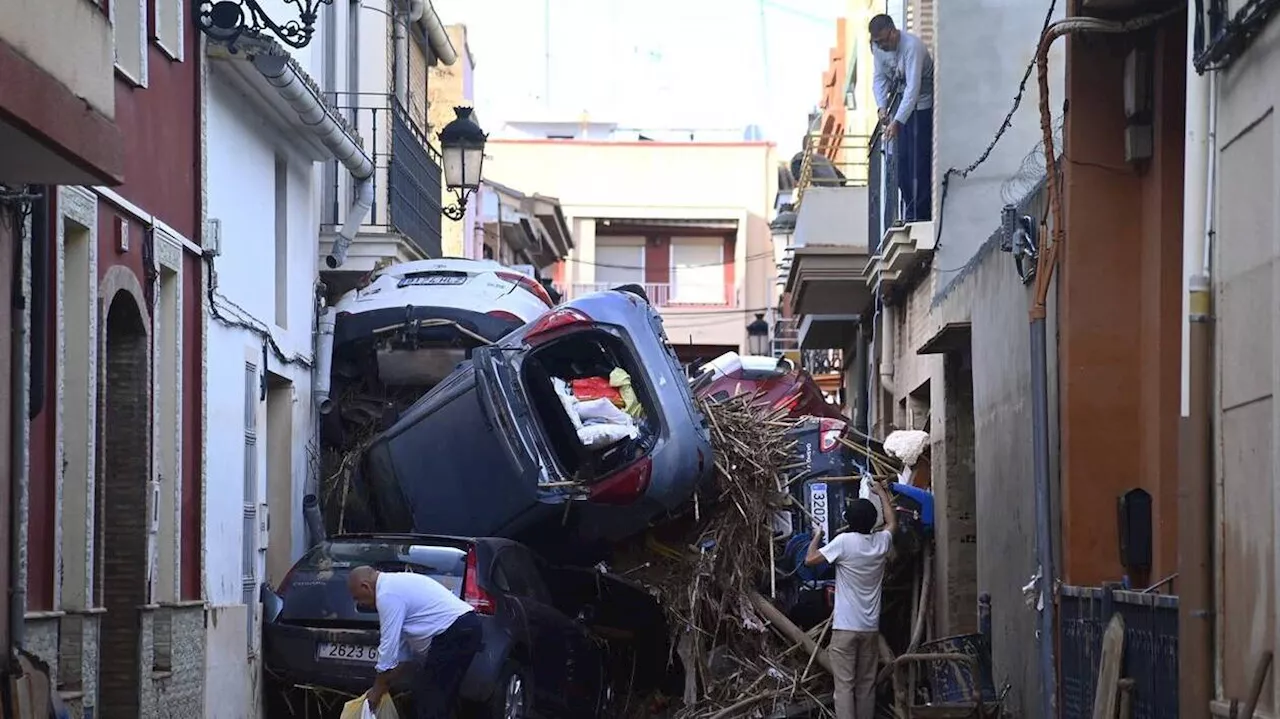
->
[818, 530, 894, 632]
[374, 571, 475, 673]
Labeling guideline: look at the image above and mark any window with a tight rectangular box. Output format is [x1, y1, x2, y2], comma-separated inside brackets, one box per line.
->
[594, 239, 645, 287]
[153, 0, 183, 60]
[670, 237, 725, 304]
[111, 0, 148, 85]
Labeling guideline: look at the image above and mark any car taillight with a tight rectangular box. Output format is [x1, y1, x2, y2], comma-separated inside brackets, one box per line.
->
[588, 457, 653, 505]
[496, 271, 555, 307]
[463, 547, 497, 615]
[486, 310, 523, 325]
[524, 307, 590, 344]
[818, 418, 847, 453]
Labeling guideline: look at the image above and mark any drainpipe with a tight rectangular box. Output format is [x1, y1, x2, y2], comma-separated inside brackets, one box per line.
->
[314, 306, 337, 414]
[1179, 0, 1216, 709]
[879, 301, 896, 396]
[416, 0, 458, 66]
[249, 54, 376, 270]
[393, 5, 412, 106]
[1028, 12, 1180, 718]
[8, 205, 29, 662]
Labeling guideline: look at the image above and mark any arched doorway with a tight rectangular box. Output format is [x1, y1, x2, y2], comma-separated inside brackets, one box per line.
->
[98, 290, 149, 718]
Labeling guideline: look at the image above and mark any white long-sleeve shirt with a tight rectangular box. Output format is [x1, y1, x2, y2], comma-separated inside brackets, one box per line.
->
[373, 571, 475, 673]
[872, 31, 935, 127]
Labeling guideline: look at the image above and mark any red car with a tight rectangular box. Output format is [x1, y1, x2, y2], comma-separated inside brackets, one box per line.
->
[691, 352, 845, 420]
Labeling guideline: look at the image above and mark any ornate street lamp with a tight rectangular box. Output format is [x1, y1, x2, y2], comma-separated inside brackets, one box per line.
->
[745, 313, 770, 357]
[196, 0, 332, 50]
[439, 107, 488, 221]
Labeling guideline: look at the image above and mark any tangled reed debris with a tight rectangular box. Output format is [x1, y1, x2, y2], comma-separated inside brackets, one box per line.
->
[619, 393, 837, 718]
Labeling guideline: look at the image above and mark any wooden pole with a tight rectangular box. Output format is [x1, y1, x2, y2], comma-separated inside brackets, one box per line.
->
[749, 590, 833, 674]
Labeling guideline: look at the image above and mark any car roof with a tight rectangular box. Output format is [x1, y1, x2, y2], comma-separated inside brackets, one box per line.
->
[326, 533, 525, 551]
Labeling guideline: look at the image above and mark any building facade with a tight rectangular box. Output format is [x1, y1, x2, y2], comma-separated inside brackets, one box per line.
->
[0, 0, 127, 707]
[486, 128, 778, 363]
[318, 0, 458, 288]
[429, 24, 480, 259]
[19, 0, 207, 716]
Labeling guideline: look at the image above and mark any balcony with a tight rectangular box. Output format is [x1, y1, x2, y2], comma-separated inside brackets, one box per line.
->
[0, 0, 122, 184]
[568, 282, 740, 309]
[863, 130, 936, 297]
[784, 132, 875, 350]
[320, 94, 443, 275]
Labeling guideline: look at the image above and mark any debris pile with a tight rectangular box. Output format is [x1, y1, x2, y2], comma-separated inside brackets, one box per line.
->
[615, 393, 840, 718]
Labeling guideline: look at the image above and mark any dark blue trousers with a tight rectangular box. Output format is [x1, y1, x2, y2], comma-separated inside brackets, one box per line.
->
[413, 612, 483, 719]
[896, 106, 934, 223]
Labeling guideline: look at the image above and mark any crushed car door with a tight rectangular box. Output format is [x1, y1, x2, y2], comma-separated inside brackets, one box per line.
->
[472, 345, 561, 492]
[491, 548, 573, 713]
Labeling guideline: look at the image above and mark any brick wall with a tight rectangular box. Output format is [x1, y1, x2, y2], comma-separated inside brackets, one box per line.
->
[98, 291, 150, 718]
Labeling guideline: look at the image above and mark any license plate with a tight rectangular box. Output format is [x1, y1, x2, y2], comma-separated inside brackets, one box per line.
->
[316, 642, 379, 664]
[809, 482, 830, 540]
[399, 275, 467, 287]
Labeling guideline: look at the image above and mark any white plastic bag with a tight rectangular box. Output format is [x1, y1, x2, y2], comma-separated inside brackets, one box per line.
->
[575, 397, 633, 426]
[858, 476, 885, 530]
[577, 422, 640, 447]
[552, 378, 584, 430]
[340, 693, 400, 719]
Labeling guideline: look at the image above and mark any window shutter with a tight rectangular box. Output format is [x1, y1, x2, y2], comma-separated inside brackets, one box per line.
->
[243, 362, 259, 652]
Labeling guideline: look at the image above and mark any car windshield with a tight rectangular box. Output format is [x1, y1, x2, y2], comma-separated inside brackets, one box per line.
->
[276, 539, 467, 625]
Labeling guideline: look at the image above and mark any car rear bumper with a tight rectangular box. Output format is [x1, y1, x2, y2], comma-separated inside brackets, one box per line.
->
[262, 618, 513, 702]
[334, 305, 523, 347]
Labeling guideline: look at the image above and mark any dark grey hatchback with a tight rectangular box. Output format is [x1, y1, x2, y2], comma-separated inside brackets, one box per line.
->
[261, 534, 610, 718]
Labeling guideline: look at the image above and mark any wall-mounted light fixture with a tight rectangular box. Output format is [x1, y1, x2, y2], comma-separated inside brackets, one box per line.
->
[196, 0, 332, 50]
[1000, 204, 1039, 285]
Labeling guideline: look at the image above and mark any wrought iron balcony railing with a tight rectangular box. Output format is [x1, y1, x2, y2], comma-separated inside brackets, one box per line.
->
[868, 130, 901, 255]
[793, 132, 872, 210]
[325, 93, 443, 259]
[567, 282, 737, 308]
[803, 348, 843, 376]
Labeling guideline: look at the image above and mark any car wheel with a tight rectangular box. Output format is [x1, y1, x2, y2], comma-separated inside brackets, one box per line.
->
[484, 662, 530, 719]
[611, 284, 650, 303]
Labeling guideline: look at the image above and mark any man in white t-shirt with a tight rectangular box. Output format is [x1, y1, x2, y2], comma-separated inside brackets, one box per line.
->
[805, 480, 898, 719]
[348, 566, 481, 719]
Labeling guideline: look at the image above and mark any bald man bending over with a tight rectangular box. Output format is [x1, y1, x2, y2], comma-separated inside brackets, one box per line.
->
[347, 566, 482, 718]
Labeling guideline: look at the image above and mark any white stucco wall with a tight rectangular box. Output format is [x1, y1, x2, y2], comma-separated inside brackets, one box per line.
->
[202, 69, 321, 719]
[931, 0, 1065, 288]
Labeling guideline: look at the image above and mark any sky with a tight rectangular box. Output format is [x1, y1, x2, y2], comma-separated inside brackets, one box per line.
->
[429, 0, 844, 154]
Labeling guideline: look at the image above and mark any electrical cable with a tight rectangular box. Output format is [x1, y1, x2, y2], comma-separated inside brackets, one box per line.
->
[1195, 0, 1280, 71]
[932, 0, 1059, 250]
[203, 253, 313, 367]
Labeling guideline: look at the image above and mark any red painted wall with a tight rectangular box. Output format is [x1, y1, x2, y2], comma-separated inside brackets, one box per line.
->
[26, 0, 203, 607]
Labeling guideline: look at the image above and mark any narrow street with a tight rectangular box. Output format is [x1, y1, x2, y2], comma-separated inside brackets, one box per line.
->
[1, 0, 1277, 717]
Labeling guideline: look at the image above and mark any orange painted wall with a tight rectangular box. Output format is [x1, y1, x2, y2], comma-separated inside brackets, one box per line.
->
[1059, 15, 1186, 587]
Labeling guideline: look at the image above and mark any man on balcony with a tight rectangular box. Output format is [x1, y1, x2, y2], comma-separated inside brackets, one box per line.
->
[870, 13, 934, 223]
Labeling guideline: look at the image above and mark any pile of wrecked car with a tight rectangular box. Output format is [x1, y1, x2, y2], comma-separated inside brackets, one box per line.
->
[268, 258, 974, 719]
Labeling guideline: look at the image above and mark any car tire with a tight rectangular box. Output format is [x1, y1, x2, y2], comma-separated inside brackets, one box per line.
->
[611, 283, 650, 303]
[480, 662, 531, 719]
